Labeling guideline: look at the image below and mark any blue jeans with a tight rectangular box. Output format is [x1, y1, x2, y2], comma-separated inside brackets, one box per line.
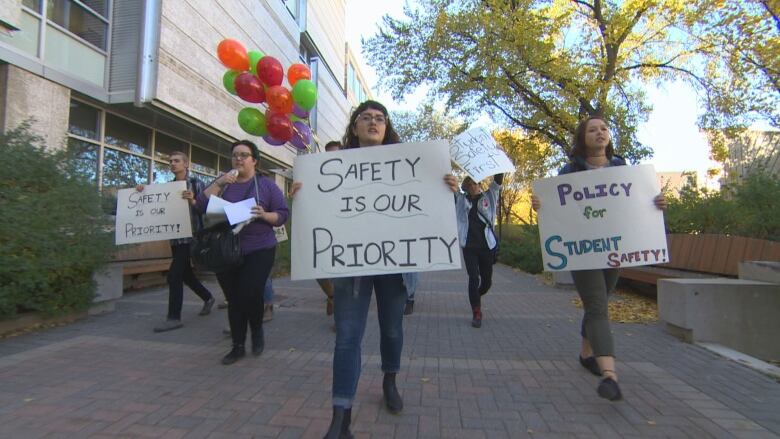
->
[401, 272, 418, 302]
[263, 278, 274, 304]
[331, 274, 406, 408]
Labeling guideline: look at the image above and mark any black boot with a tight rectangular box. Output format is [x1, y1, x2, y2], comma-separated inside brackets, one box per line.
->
[221, 344, 245, 365]
[382, 372, 403, 414]
[251, 322, 264, 356]
[323, 406, 353, 439]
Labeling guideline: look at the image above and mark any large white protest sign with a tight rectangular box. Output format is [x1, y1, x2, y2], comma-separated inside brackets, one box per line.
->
[115, 181, 192, 245]
[291, 141, 461, 280]
[450, 127, 515, 182]
[532, 164, 668, 271]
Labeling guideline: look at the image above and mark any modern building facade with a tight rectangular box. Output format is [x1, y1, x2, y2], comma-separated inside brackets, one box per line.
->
[0, 0, 373, 195]
[720, 129, 780, 185]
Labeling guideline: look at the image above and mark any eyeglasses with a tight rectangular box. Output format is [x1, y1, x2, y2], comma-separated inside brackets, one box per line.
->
[357, 114, 387, 125]
[231, 152, 253, 160]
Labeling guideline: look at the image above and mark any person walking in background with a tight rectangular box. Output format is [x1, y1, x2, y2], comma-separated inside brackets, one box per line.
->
[196, 140, 289, 365]
[402, 272, 418, 315]
[532, 115, 667, 401]
[444, 173, 503, 328]
[315, 140, 343, 316]
[263, 278, 274, 322]
[139, 151, 215, 333]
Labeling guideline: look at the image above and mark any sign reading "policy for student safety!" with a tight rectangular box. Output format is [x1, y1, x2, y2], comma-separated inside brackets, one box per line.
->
[291, 141, 461, 280]
[532, 164, 668, 271]
[115, 181, 193, 245]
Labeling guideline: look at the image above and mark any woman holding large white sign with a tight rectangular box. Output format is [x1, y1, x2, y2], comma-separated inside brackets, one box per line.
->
[195, 140, 289, 366]
[532, 116, 667, 402]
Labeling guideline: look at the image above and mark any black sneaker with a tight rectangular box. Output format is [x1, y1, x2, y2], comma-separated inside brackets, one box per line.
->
[221, 345, 245, 365]
[403, 300, 414, 315]
[597, 377, 623, 401]
[199, 297, 215, 316]
[153, 319, 182, 333]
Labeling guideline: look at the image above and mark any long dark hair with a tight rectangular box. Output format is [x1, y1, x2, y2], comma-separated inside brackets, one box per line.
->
[341, 100, 401, 148]
[569, 116, 614, 159]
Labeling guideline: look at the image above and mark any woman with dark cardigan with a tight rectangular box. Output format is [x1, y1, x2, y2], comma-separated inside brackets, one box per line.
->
[532, 116, 667, 401]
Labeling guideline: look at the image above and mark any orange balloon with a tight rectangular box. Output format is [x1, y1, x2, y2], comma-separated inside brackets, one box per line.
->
[217, 39, 249, 71]
[266, 85, 294, 114]
[287, 63, 312, 86]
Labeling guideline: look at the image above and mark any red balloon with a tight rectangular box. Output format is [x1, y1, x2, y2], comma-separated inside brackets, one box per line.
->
[287, 63, 311, 86]
[257, 56, 284, 86]
[217, 39, 249, 71]
[234, 72, 265, 103]
[265, 111, 293, 142]
[266, 85, 294, 114]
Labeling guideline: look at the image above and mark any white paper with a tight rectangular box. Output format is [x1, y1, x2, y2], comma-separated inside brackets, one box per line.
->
[291, 141, 461, 280]
[115, 181, 192, 244]
[224, 198, 256, 225]
[449, 127, 516, 182]
[205, 195, 231, 225]
[532, 164, 668, 271]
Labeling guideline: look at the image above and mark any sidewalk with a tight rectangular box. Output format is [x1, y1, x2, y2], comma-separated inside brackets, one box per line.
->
[0, 265, 778, 438]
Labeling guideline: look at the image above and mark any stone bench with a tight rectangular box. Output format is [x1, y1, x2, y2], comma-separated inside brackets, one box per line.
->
[658, 261, 780, 361]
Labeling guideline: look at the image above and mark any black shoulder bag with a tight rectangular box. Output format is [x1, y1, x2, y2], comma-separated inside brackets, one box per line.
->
[191, 175, 258, 273]
[477, 209, 499, 264]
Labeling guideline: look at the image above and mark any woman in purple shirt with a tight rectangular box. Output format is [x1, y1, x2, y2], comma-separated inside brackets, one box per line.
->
[196, 140, 289, 365]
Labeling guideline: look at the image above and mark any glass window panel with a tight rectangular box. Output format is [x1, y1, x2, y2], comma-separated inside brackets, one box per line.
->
[68, 100, 100, 140]
[23, 0, 42, 12]
[284, 0, 298, 18]
[219, 156, 232, 173]
[153, 161, 174, 183]
[192, 171, 215, 187]
[66, 138, 99, 183]
[0, 11, 40, 57]
[80, 0, 108, 18]
[155, 133, 188, 161]
[44, 24, 105, 86]
[105, 113, 151, 155]
[191, 146, 217, 176]
[46, 0, 107, 49]
[102, 148, 150, 187]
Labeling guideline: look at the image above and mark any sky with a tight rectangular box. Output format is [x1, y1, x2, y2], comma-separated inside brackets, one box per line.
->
[344, 0, 717, 176]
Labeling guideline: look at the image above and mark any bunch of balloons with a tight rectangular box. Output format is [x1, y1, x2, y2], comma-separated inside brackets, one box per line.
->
[217, 39, 317, 150]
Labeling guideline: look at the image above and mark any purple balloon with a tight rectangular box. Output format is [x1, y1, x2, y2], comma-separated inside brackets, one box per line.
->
[292, 103, 310, 119]
[263, 135, 286, 146]
[290, 121, 312, 150]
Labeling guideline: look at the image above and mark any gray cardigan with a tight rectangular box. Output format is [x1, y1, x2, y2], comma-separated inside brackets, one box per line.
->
[454, 180, 501, 250]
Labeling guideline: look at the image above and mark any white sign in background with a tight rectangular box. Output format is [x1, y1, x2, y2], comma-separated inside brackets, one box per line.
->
[115, 181, 193, 245]
[450, 127, 515, 182]
[291, 141, 461, 280]
[532, 164, 668, 271]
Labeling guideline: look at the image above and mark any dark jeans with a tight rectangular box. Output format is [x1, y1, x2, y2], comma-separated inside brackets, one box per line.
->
[572, 268, 619, 357]
[331, 274, 406, 408]
[216, 247, 275, 346]
[167, 243, 213, 320]
[463, 247, 494, 308]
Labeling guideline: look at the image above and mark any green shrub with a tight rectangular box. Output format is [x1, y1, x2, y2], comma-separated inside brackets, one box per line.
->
[499, 224, 543, 274]
[0, 123, 113, 319]
[665, 172, 780, 241]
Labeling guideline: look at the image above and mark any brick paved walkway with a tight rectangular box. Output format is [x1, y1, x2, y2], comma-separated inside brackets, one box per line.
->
[1, 265, 778, 438]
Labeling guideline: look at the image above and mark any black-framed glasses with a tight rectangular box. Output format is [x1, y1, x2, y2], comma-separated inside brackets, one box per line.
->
[232, 152, 253, 160]
[357, 114, 387, 124]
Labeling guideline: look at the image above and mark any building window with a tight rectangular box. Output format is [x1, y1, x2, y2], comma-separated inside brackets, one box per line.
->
[46, 0, 109, 50]
[66, 98, 225, 198]
[283, 0, 306, 30]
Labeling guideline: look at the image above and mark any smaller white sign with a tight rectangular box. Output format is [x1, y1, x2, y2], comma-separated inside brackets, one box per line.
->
[450, 127, 515, 182]
[224, 198, 256, 225]
[274, 225, 288, 242]
[205, 195, 230, 225]
[115, 181, 192, 245]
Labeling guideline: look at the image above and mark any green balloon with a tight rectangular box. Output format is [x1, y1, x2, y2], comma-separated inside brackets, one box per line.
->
[292, 79, 317, 111]
[248, 50, 265, 75]
[237, 107, 267, 137]
[223, 70, 239, 95]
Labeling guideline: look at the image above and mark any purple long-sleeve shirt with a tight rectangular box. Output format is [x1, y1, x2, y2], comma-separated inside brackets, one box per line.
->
[195, 175, 289, 255]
